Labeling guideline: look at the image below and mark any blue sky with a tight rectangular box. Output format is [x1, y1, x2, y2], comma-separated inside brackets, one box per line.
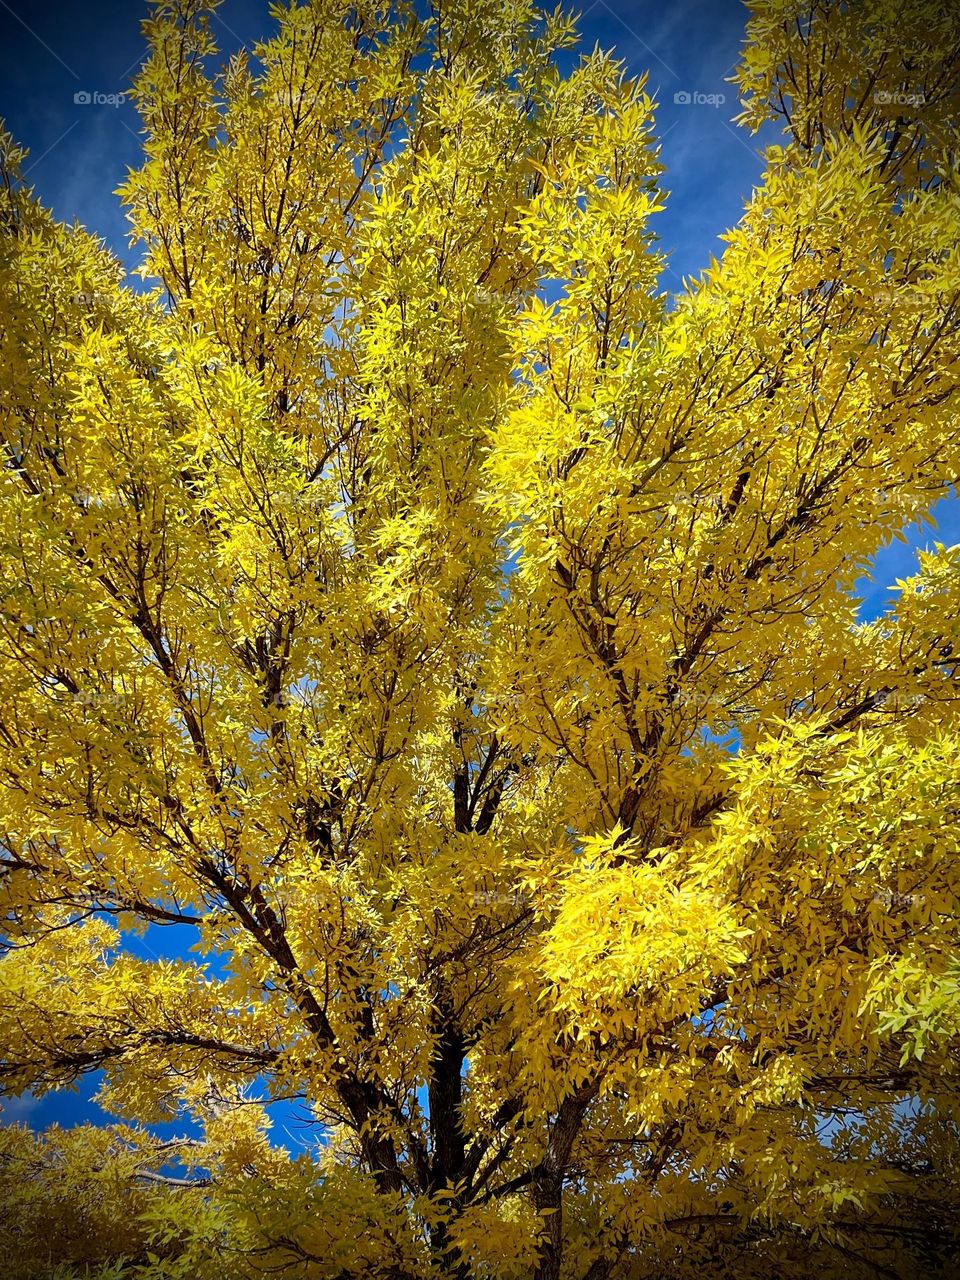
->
[0, 0, 771, 286]
[0, 0, 957, 1135]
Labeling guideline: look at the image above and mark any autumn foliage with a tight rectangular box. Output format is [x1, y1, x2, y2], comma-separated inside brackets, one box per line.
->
[1, 0, 960, 1276]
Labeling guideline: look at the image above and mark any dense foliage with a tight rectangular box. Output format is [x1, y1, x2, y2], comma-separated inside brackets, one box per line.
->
[1, 0, 959, 1276]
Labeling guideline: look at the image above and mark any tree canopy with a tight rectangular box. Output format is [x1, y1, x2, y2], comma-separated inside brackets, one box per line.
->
[1, 0, 960, 1276]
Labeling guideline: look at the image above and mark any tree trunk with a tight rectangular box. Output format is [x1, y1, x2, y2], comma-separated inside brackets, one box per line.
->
[532, 1165, 564, 1280]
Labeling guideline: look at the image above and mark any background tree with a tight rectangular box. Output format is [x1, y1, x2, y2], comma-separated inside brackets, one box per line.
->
[1, 0, 960, 1276]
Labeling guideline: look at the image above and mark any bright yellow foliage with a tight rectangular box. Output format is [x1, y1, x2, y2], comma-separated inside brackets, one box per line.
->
[1, 0, 959, 1277]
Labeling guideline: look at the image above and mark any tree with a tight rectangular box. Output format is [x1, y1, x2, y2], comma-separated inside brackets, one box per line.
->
[1, 0, 959, 1274]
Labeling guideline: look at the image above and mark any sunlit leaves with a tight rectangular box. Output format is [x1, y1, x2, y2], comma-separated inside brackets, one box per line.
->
[1, 0, 960, 1277]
